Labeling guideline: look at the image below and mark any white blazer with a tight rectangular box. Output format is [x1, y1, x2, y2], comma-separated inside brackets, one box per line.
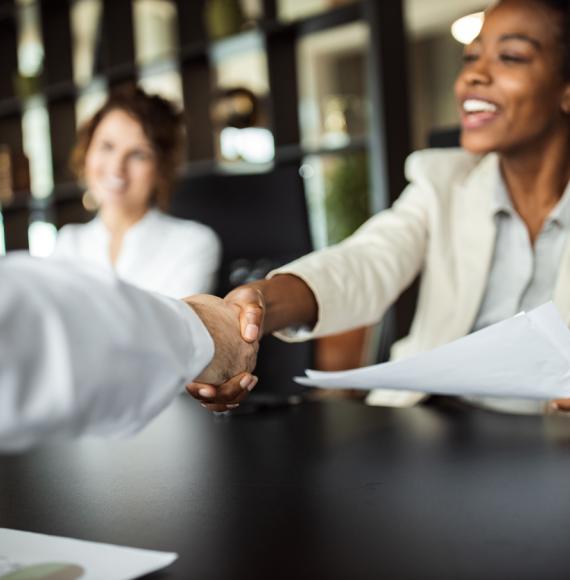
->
[0, 255, 213, 452]
[272, 148, 570, 408]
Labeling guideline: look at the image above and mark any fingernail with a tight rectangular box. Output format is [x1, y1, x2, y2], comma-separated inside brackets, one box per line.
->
[240, 375, 250, 388]
[227, 404, 240, 409]
[244, 324, 258, 341]
[199, 388, 212, 398]
[200, 403, 207, 408]
[240, 376, 258, 392]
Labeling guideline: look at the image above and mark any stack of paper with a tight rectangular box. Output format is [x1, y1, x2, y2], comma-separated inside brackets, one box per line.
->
[0, 528, 177, 580]
[295, 303, 570, 400]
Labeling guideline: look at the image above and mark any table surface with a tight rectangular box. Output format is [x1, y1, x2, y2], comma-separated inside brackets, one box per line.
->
[1, 397, 570, 580]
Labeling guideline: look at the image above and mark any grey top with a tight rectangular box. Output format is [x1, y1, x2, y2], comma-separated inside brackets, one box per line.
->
[465, 170, 570, 414]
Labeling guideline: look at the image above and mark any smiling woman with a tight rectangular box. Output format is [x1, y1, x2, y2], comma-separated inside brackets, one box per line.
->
[188, 0, 570, 416]
[51, 87, 221, 299]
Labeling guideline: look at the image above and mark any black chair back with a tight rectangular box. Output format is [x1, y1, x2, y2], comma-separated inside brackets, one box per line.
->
[170, 164, 314, 400]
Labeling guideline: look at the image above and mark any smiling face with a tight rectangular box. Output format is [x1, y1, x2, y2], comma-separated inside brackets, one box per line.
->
[454, 0, 570, 155]
[84, 109, 159, 213]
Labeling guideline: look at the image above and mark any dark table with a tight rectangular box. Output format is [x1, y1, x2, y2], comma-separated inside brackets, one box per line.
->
[1, 397, 570, 580]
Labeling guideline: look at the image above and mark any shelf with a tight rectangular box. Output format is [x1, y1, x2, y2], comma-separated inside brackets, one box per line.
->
[179, 41, 208, 64]
[276, 136, 368, 163]
[43, 80, 77, 103]
[264, 2, 363, 39]
[0, 96, 22, 118]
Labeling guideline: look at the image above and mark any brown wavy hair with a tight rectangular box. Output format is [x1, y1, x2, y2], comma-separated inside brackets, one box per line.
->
[71, 86, 184, 210]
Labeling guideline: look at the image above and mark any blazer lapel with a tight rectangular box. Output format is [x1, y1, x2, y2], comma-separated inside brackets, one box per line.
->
[451, 153, 498, 337]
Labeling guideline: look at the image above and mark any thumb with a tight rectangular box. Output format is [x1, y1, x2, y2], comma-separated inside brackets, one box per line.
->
[226, 287, 265, 343]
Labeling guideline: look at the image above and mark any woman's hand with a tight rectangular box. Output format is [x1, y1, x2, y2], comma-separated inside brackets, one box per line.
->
[550, 398, 570, 413]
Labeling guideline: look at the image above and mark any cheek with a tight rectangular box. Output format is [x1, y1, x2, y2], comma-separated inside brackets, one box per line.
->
[83, 151, 101, 185]
[453, 73, 466, 102]
[500, 74, 560, 123]
[131, 163, 159, 195]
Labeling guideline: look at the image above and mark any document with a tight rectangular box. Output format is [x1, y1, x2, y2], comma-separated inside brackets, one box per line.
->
[0, 528, 177, 580]
[295, 303, 570, 400]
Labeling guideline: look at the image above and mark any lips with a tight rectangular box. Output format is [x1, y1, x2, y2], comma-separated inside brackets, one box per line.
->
[460, 97, 500, 130]
[101, 176, 127, 194]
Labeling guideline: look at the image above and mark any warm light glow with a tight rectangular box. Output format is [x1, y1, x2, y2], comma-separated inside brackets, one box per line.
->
[28, 220, 57, 257]
[0, 213, 6, 256]
[451, 12, 484, 45]
[220, 127, 275, 163]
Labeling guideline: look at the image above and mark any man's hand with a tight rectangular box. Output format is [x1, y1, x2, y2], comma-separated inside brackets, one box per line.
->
[184, 294, 259, 386]
[186, 286, 266, 409]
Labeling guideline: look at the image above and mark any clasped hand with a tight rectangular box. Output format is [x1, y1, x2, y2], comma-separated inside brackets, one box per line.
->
[185, 287, 265, 411]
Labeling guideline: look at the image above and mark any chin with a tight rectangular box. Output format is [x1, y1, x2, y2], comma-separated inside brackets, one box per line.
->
[459, 132, 499, 155]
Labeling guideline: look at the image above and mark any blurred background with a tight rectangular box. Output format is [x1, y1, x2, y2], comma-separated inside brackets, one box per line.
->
[0, 0, 490, 394]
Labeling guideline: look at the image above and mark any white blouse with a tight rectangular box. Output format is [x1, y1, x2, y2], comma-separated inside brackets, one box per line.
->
[52, 209, 221, 299]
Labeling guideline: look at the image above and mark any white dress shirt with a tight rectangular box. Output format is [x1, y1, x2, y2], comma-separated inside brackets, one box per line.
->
[52, 208, 221, 298]
[465, 170, 570, 414]
[0, 254, 214, 452]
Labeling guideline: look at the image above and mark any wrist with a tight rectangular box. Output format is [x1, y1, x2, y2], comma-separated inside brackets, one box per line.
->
[248, 275, 318, 334]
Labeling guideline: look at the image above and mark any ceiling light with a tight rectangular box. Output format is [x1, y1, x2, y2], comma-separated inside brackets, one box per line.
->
[451, 12, 484, 45]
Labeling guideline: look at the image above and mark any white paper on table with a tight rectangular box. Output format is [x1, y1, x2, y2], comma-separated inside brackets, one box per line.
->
[295, 302, 570, 400]
[0, 528, 177, 580]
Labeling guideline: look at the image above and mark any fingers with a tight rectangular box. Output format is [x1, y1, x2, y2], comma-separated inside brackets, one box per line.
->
[186, 372, 258, 406]
[225, 287, 265, 343]
[550, 398, 570, 413]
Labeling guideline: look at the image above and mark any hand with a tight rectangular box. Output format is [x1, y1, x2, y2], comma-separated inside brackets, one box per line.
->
[184, 294, 259, 385]
[186, 285, 266, 409]
[550, 398, 570, 413]
[186, 371, 259, 412]
[224, 284, 266, 343]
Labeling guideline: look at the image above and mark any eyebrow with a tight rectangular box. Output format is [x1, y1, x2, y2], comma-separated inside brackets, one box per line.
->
[471, 33, 542, 50]
[498, 34, 541, 49]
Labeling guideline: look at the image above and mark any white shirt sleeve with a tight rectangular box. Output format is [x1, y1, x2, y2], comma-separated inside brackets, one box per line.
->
[0, 253, 214, 452]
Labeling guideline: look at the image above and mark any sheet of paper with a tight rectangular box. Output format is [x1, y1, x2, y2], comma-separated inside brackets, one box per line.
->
[0, 528, 177, 580]
[295, 302, 570, 400]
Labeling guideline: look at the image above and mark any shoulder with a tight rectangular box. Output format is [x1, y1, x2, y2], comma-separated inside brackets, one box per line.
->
[154, 212, 221, 250]
[56, 221, 95, 244]
[404, 148, 491, 194]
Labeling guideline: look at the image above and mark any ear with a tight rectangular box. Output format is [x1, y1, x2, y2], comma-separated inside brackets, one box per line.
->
[561, 82, 570, 114]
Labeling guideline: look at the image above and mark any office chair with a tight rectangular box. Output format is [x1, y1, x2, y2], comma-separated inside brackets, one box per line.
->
[170, 164, 314, 405]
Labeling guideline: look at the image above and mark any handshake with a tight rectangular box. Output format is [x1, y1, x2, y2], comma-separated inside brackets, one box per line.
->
[183, 286, 265, 411]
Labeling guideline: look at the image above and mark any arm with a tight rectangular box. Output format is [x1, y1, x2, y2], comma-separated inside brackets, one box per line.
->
[0, 255, 256, 451]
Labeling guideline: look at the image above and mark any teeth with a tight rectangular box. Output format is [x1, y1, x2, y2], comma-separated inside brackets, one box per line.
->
[463, 99, 498, 113]
[104, 177, 126, 190]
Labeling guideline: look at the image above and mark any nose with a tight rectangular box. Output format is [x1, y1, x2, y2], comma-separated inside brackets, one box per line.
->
[461, 57, 492, 87]
[108, 152, 128, 176]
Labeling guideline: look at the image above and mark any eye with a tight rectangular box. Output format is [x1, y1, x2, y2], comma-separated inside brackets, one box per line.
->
[99, 141, 114, 152]
[462, 52, 479, 64]
[499, 53, 529, 64]
[131, 150, 152, 161]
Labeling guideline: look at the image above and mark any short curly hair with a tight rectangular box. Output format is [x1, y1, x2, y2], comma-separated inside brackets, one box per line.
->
[538, 0, 570, 79]
[71, 86, 184, 210]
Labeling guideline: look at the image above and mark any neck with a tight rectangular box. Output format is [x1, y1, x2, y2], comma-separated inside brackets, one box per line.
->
[99, 205, 150, 235]
[499, 130, 570, 209]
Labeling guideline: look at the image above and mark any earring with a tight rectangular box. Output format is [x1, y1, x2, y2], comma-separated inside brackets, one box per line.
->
[82, 190, 99, 212]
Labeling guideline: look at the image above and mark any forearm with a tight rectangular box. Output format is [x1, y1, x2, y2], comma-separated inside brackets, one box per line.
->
[246, 274, 318, 335]
[0, 256, 213, 451]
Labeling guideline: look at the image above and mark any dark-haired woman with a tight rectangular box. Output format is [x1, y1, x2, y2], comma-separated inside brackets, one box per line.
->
[190, 0, 570, 415]
[53, 87, 221, 299]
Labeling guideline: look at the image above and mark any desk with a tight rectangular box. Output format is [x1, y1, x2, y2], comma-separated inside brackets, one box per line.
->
[1, 398, 570, 580]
